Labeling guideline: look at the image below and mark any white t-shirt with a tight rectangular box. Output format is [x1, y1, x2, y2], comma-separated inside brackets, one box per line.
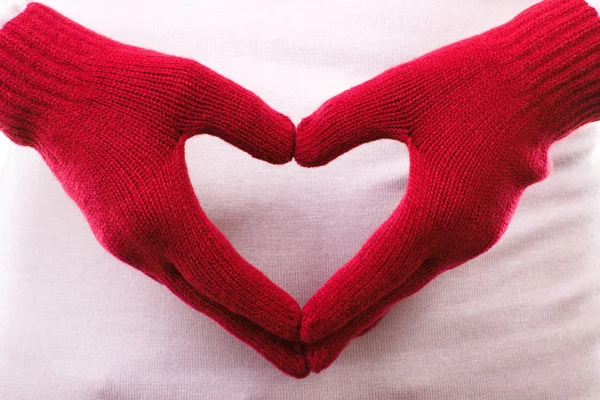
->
[1, 0, 600, 398]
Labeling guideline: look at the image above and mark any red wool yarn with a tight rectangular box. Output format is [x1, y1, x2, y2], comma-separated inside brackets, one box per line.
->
[296, 0, 600, 372]
[2, 0, 600, 378]
[0, 3, 308, 378]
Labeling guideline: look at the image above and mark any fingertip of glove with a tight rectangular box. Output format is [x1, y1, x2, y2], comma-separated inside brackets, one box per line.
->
[305, 343, 332, 374]
[293, 115, 328, 168]
[279, 303, 303, 342]
[281, 341, 310, 379]
[299, 310, 327, 344]
[263, 112, 296, 165]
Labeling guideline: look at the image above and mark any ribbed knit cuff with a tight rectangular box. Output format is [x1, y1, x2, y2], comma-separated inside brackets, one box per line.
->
[0, 2, 117, 147]
[488, 0, 600, 140]
[0, 0, 29, 28]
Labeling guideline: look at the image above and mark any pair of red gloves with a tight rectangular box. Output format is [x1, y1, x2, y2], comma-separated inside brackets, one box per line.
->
[1, 0, 599, 378]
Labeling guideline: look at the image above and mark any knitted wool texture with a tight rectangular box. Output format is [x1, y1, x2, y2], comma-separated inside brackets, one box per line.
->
[0, 3, 309, 378]
[295, 0, 600, 372]
[3, 0, 600, 379]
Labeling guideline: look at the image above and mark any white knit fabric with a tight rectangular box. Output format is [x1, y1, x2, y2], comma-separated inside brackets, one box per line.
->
[587, 0, 600, 12]
[0, 0, 29, 28]
[1, 1, 600, 399]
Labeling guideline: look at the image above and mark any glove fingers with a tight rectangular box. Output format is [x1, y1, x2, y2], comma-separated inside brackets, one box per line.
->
[355, 260, 442, 337]
[168, 214, 302, 341]
[354, 314, 385, 338]
[304, 297, 391, 373]
[161, 144, 302, 342]
[306, 262, 441, 373]
[184, 62, 295, 165]
[300, 200, 429, 343]
[295, 67, 413, 168]
[159, 263, 309, 378]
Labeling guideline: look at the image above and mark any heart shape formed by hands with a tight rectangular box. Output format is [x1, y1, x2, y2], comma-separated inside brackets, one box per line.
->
[1, 0, 600, 379]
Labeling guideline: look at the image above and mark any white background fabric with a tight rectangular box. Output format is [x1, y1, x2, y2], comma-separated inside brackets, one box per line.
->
[590, 0, 600, 11]
[0, 1, 29, 28]
[1, 0, 600, 398]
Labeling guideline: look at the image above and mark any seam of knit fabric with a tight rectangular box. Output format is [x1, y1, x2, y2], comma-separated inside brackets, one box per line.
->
[0, 0, 30, 29]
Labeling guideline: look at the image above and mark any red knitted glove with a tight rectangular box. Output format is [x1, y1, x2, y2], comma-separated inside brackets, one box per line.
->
[0, 3, 307, 378]
[295, 0, 600, 372]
